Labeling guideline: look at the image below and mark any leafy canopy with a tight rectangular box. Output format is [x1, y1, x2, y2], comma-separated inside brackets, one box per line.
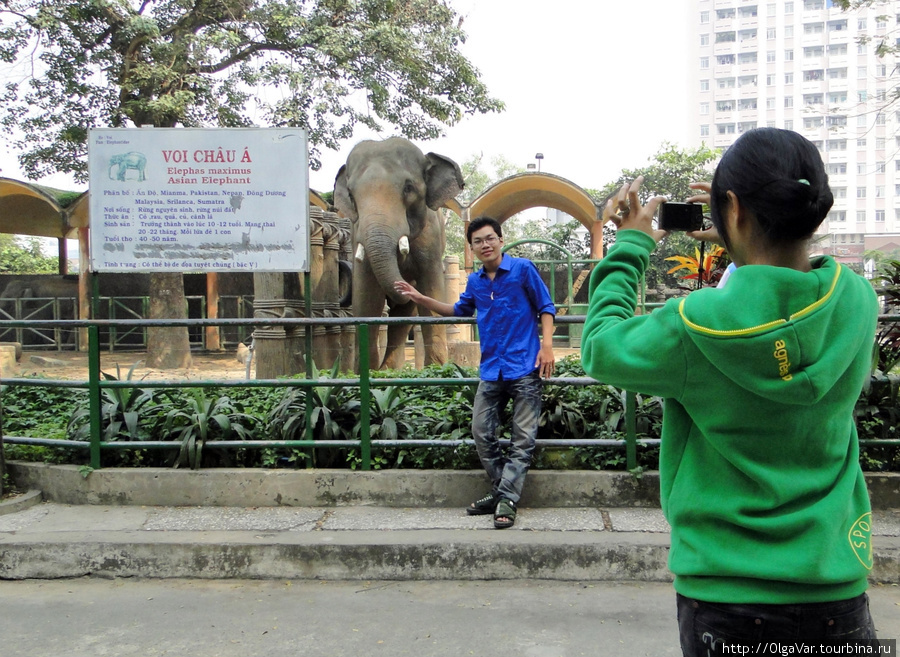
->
[0, 0, 503, 181]
[0, 235, 58, 273]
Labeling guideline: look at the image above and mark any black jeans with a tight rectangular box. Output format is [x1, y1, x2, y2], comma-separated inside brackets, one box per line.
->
[677, 593, 879, 656]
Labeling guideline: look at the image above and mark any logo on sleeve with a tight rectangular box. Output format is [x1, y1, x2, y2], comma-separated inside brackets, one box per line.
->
[848, 512, 873, 570]
[773, 340, 793, 381]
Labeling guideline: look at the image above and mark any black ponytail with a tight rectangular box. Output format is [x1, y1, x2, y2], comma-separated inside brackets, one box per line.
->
[710, 128, 833, 247]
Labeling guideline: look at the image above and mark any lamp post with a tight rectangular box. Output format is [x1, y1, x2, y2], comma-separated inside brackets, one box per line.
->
[535, 152, 544, 172]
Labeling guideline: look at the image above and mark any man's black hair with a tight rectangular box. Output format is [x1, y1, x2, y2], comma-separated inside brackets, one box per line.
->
[466, 216, 503, 244]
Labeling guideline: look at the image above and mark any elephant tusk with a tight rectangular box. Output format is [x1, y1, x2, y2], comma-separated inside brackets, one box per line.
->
[355, 243, 366, 262]
[398, 236, 410, 255]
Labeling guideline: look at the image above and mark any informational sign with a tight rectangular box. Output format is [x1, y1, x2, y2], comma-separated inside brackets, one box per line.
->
[88, 128, 309, 272]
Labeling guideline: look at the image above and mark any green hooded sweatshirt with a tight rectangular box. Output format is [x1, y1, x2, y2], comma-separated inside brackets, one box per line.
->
[581, 230, 878, 604]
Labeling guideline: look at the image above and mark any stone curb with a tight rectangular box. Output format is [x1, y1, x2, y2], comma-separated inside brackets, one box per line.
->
[0, 489, 41, 517]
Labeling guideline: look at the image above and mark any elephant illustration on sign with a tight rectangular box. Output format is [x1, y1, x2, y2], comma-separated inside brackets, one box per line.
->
[334, 137, 464, 370]
[108, 151, 147, 181]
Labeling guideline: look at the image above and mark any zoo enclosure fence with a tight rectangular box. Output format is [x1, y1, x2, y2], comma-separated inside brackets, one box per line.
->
[2, 313, 898, 472]
[0, 315, 651, 472]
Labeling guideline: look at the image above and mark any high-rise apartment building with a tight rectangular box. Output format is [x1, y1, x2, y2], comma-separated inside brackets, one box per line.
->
[690, 0, 900, 267]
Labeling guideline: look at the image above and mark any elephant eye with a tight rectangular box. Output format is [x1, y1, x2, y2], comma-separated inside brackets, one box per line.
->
[403, 181, 416, 197]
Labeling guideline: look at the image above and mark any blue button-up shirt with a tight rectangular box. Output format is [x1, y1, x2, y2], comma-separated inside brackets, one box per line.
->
[453, 253, 556, 381]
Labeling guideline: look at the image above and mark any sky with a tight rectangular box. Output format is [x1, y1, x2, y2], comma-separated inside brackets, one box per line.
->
[0, 0, 695, 199]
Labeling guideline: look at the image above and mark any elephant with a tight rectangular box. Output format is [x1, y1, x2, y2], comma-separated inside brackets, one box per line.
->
[108, 151, 147, 182]
[334, 137, 464, 370]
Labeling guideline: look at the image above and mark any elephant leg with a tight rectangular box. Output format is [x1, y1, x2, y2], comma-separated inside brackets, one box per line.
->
[416, 268, 449, 366]
[382, 300, 417, 370]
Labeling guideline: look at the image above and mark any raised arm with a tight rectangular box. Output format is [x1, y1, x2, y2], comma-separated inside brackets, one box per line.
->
[393, 280, 456, 317]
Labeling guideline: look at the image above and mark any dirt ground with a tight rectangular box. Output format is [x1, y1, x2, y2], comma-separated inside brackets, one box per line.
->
[9, 349, 253, 382]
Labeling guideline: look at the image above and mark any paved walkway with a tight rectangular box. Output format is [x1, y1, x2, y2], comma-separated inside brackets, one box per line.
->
[1, 498, 899, 583]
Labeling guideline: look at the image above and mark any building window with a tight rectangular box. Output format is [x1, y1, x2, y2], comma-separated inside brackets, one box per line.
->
[767, 97, 776, 109]
[738, 121, 758, 133]
[785, 96, 794, 108]
[876, 163, 885, 174]
[804, 0, 823, 9]
[827, 68, 847, 80]
[700, 124, 710, 136]
[700, 102, 709, 115]
[830, 211, 846, 222]
[827, 20, 848, 32]
[858, 138, 867, 148]
[785, 2, 793, 13]
[803, 69, 824, 82]
[827, 92, 847, 104]
[857, 187, 867, 199]
[803, 46, 824, 58]
[701, 57, 710, 69]
[700, 34, 710, 46]
[826, 43, 846, 55]
[717, 8, 736, 19]
[767, 74, 775, 85]
[877, 112, 886, 125]
[826, 115, 847, 128]
[828, 163, 847, 175]
[804, 117, 824, 129]
[739, 98, 758, 110]
[785, 49, 794, 61]
[858, 90, 868, 102]
[827, 139, 847, 151]
[718, 77, 736, 89]
[717, 54, 735, 65]
[803, 94, 824, 106]
[877, 64, 887, 77]
[739, 75, 757, 87]
[716, 31, 736, 43]
[717, 100, 735, 112]
[876, 210, 885, 222]
[700, 79, 710, 91]
[804, 22, 825, 35]
[701, 11, 710, 23]
[738, 52, 758, 64]
[877, 138, 886, 150]
[833, 187, 847, 199]
[767, 50, 777, 63]
[876, 185, 885, 196]
[858, 18, 867, 30]
[857, 211, 867, 223]
[784, 119, 793, 130]
[767, 28, 776, 39]
[768, 2, 776, 13]
[785, 73, 794, 84]
[717, 123, 737, 135]
[858, 163, 867, 174]
[785, 25, 794, 38]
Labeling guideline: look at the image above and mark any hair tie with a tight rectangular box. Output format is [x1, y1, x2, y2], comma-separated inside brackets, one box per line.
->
[798, 178, 810, 185]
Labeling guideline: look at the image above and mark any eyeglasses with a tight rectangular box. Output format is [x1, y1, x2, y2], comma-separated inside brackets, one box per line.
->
[472, 235, 500, 248]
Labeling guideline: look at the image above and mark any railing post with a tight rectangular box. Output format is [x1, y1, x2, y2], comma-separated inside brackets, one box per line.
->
[625, 390, 637, 471]
[358, 322, 371, 471]
[88, 325, 102, 469]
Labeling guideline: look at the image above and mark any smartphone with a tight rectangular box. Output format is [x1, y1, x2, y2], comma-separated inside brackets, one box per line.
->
[658, 202, 704, 232]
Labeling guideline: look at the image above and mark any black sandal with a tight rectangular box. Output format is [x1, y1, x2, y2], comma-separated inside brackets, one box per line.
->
[466, 492, 499, 516]
[493, 498, 517, 529]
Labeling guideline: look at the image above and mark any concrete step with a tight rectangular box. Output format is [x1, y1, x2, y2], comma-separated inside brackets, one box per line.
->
[1, 502, 898, 582]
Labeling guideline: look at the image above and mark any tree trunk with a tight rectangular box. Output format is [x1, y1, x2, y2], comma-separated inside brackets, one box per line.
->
[145, 272, 193, 369]
[253, 273, 305, 379]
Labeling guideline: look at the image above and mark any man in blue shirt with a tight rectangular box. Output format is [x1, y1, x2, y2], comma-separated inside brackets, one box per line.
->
[394, 216, 556, 528]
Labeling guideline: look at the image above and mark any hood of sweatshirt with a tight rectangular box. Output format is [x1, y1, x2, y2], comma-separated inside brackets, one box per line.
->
[677, 257, 877, 406]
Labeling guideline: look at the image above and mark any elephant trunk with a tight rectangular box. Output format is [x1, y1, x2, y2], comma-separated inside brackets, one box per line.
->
[358, 225, 410, 306]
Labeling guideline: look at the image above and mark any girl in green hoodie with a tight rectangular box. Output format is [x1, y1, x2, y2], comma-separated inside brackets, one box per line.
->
[581, 128, 880, 651]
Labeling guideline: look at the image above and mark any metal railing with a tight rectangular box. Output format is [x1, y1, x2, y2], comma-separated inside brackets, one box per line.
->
[2, 313, 898, 472]
[0, 314, 653, 472]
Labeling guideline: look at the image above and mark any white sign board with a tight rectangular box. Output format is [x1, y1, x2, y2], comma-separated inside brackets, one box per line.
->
[88, 128, 309, 272]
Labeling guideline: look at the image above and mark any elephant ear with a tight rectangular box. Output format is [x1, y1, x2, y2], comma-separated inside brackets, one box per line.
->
[424, 153, 465, 211]
[333, 165, 358, 222]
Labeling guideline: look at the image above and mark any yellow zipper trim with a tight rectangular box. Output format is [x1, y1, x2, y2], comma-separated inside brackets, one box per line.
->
[678, 265, 842, 337]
